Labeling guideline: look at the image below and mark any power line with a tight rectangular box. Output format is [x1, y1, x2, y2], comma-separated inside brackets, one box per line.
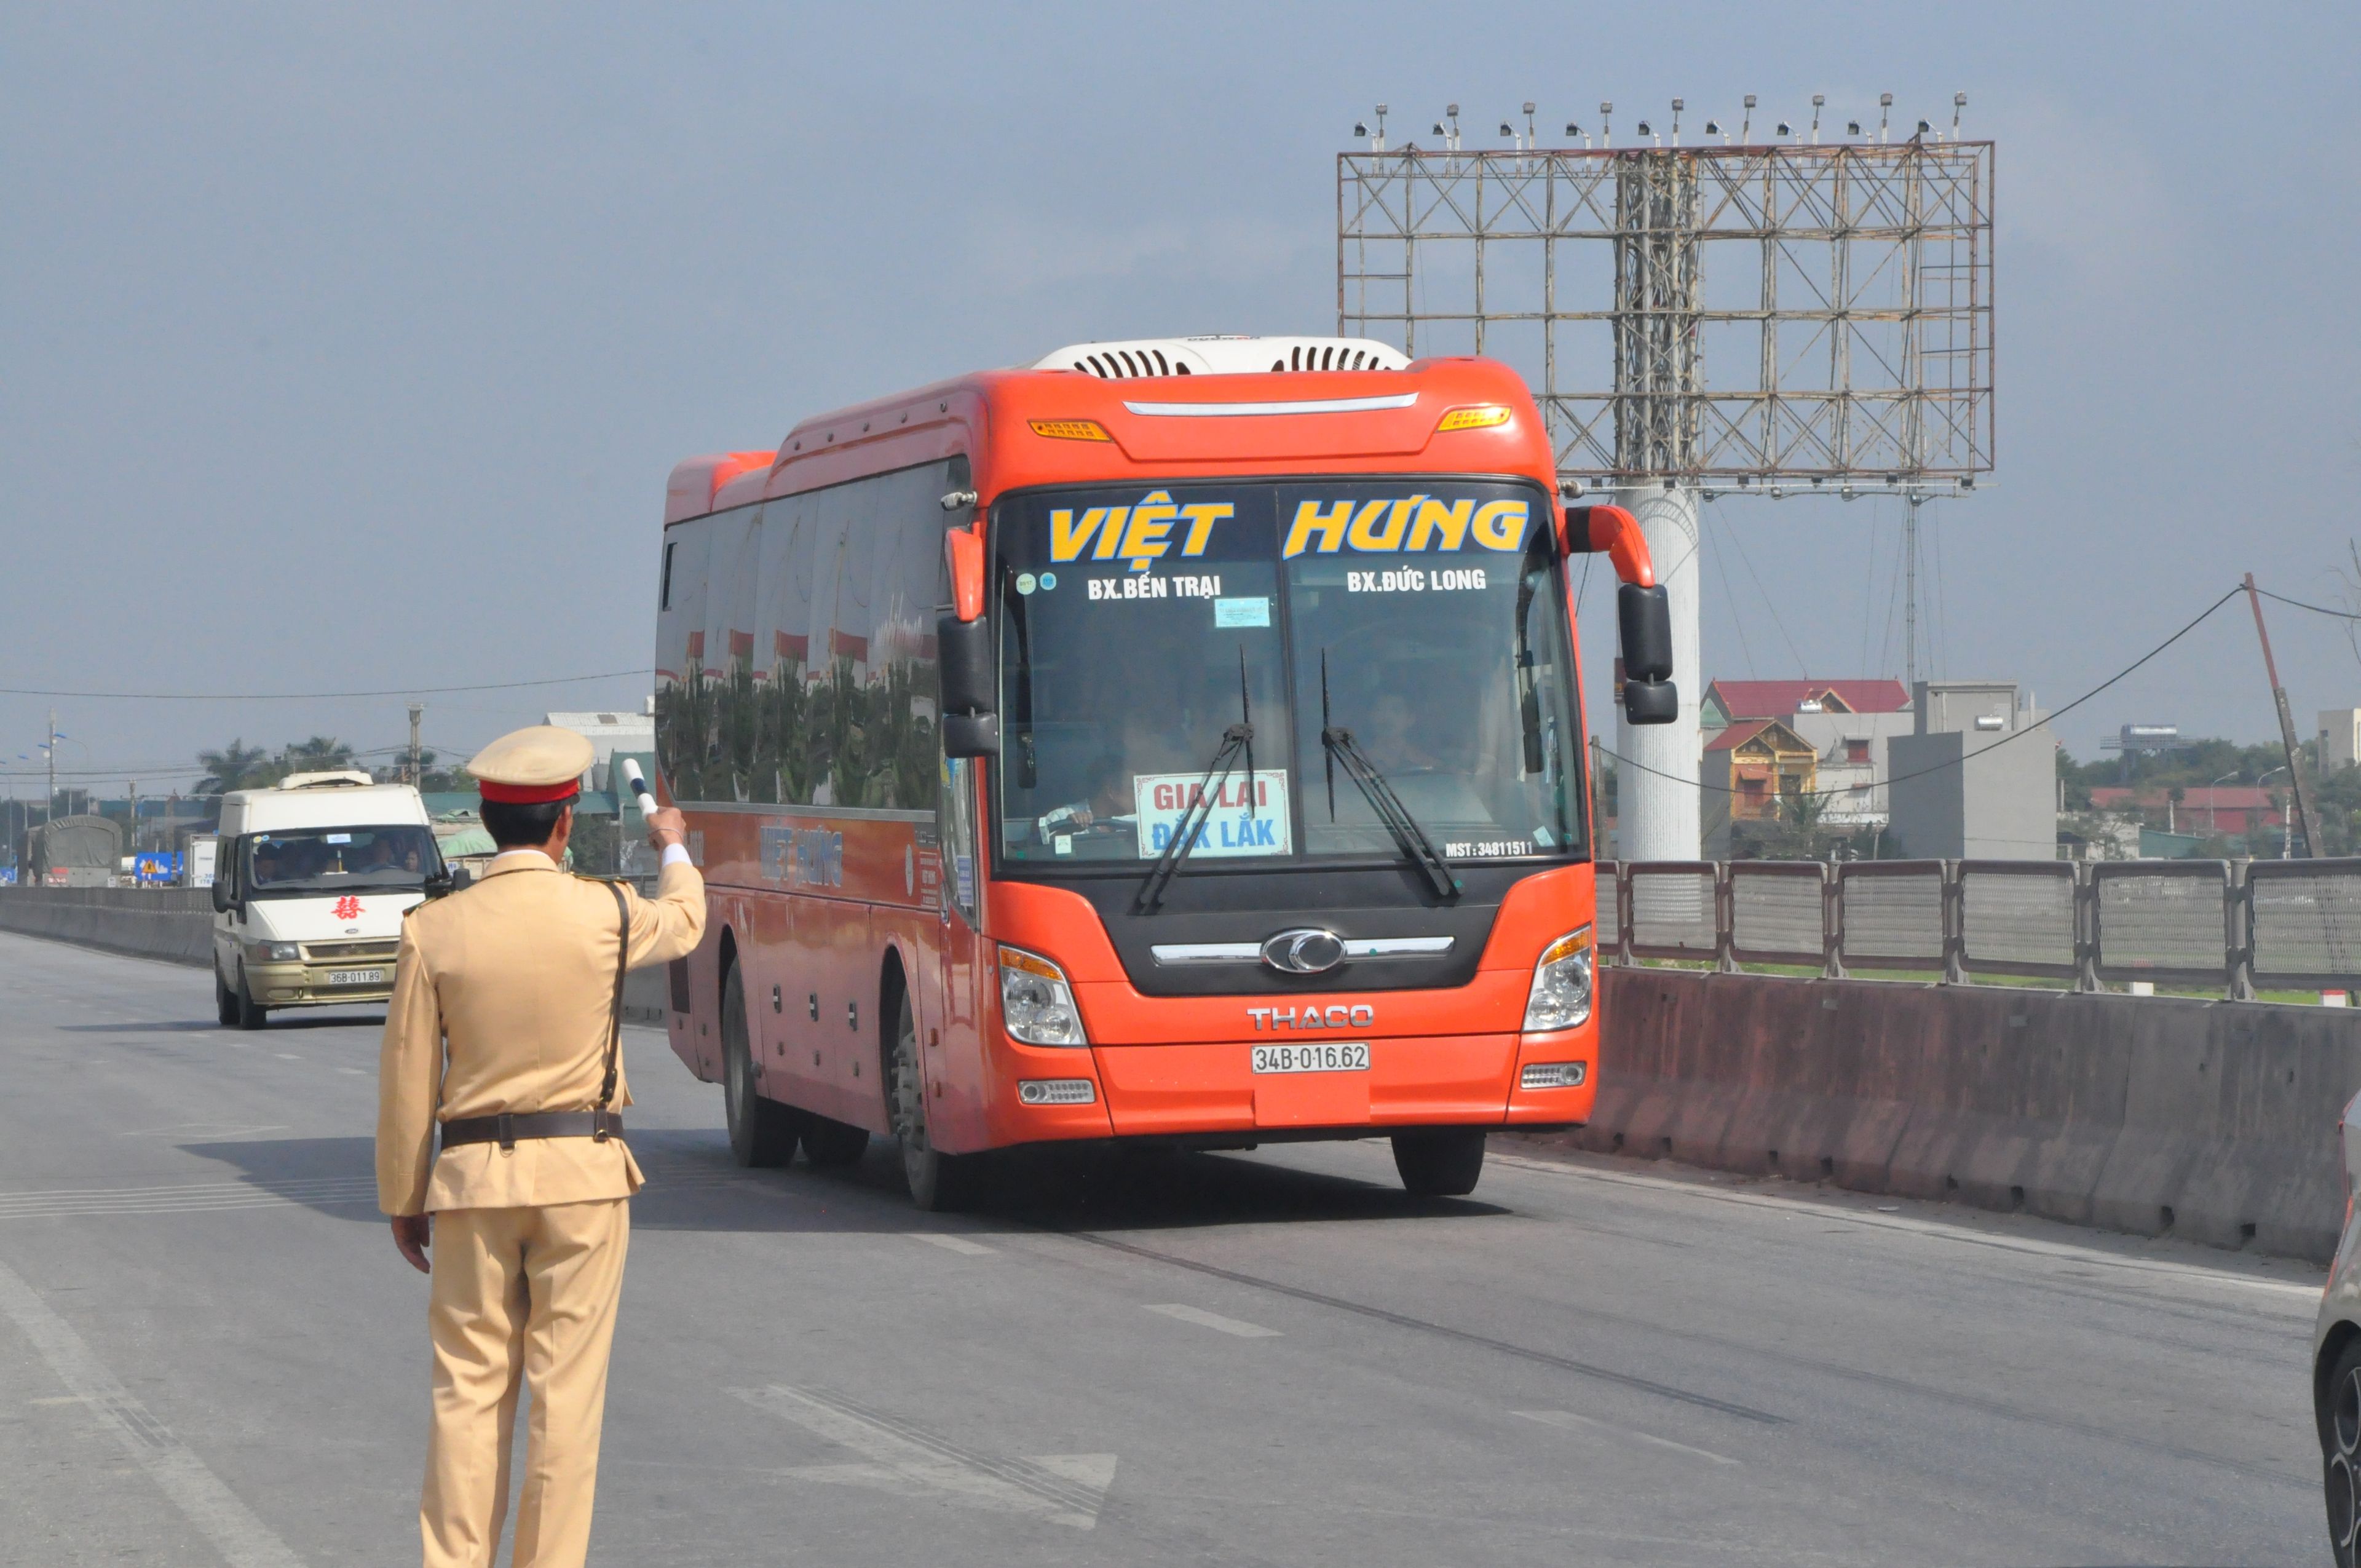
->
[2255, 585, 2361, 621]
[0, 669, 651, 701]
[1602, 584, 2244, 801]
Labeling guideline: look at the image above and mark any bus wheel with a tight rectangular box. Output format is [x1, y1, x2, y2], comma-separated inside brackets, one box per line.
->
[214, 966, 239, 1027]
[233, 965, 269, 1031]
[1391, 1130, 1487, 1197]
[722, 960, 798, 1168]
[887, 985, 975, 1212]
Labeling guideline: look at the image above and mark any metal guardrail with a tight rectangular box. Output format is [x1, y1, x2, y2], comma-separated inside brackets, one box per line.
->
[1596, 857, 2361, 998]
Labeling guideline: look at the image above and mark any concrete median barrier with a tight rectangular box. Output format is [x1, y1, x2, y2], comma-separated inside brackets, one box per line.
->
[0, 890, 677, 1024]
[0, 890, 214, 967]
[1540, 965, 2361, 1263]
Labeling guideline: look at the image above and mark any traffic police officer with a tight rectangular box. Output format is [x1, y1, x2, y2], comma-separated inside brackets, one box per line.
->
[377, 725, 703, 1568]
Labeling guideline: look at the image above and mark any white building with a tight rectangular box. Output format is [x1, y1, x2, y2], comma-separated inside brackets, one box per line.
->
[545, 700, 657, 791]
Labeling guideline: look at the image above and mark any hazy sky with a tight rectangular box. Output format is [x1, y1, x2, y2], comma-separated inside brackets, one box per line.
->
[4, 2, 2357, 798]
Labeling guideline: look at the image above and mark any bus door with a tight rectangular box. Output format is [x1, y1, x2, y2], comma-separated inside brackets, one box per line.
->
[925, 756, 989, 1150]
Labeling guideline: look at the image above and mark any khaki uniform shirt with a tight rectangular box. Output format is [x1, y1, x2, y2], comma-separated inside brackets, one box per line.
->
[376, 851, 706, 1216]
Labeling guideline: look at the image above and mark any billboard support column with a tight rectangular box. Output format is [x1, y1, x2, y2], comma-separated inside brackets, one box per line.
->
[1612, 483, 1701, 861]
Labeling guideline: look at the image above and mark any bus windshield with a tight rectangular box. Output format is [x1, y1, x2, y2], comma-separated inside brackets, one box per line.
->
[993, 478, 1585, 870]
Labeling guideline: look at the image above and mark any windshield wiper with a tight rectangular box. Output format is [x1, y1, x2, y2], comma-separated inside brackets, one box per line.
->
[1134, 648, 1257, 914]
[1318, 650, 1459, 902]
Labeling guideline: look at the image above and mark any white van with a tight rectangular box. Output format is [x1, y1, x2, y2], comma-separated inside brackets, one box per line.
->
[210, 772, 451, 1028]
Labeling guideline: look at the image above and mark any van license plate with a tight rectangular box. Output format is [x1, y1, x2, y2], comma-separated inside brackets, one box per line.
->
[324, 968, 387, 986]
[1251, 1042, 1370, 1074]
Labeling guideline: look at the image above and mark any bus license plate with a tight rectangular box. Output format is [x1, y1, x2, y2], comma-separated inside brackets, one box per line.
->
[323, 968, 387, 986]
[1251, 1042, 1370, 1075]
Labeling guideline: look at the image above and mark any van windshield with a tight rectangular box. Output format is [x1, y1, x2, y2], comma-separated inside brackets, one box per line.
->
[245, 826, 441, 897]
[991, 477, 1586, 869]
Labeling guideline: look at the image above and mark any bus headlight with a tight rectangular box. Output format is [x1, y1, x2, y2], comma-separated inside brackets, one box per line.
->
[999, 945, 1088, 1047]
[247, 941, 302, 964]
[1522, 925, 1594, 1032]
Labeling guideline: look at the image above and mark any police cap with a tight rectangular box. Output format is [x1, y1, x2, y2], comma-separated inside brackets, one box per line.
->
[467, 726, 593, 805]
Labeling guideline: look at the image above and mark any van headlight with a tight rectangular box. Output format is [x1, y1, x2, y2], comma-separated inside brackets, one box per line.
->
[999, 945, 1088, 1047]
[247, 941, 302, 964]
[1522, 925, 1594, 1032]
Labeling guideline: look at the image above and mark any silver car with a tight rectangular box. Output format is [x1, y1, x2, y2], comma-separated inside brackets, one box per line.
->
[2315, 1091, 2361, 1566]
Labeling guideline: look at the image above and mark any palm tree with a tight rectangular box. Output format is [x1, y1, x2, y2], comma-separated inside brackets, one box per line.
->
[283, 736, 357, 772]
[194, 740, 272, 793]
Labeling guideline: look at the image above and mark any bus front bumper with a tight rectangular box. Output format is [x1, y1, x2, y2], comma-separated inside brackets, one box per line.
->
[1084, 1031, 1595, 1136]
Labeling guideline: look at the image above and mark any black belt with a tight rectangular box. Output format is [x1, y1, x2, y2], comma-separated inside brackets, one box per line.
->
[440, 1111, 626, 1151]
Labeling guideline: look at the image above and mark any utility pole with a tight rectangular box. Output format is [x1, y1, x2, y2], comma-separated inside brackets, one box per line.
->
[2243, 573, 2319, 858]
[408, 703, 424, 787]
[45, 709, 57, 830]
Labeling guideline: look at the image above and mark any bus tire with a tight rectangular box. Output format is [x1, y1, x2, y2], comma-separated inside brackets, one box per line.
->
[887, 983, 976, 1212]
[801, 1116, 869, 1168]
[233, 965, 269, 1031]
[1392, 1130, 1486, 1197]
[721, 960, 798, 1168]
[215, 966, 239, 1027]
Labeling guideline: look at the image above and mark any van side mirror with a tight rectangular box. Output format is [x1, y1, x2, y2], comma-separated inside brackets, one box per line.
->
[937, 612, 999, 758]
[210, 880, 232, 914]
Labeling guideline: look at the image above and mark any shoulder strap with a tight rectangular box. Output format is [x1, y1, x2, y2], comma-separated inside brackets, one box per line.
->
[601, 881, 629, 1112]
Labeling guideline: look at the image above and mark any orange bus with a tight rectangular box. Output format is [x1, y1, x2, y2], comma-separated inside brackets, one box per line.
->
[651, 335, 1674, 1208]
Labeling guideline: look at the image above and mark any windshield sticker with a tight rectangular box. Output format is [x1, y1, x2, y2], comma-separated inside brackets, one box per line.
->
[1283, 496, 1528, 558]
[1015, 572, 1038, 595]
[1447, 838, 1540, 858]
[1345, 566, 1489, 594]
[1133, 769, 1292, 858]
[1213, 596, 1270, 627]
[1050, 491, 1236, 572]
[325, 833, 352, 844]
[1087, 573, 1224, 602]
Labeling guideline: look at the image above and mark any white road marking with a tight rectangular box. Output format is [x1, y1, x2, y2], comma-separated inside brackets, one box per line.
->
[0, 1176, 379, 1221]
[121, 1124, 289, 1140]
[1516, 1408, 1741, 1467]
[1488, 1152, 2322, 1300]
[1143, 1302, 1281, 1338]
[271, 1054, 300, 1061]
[732, 1384, 1115, 1529]
[909, 1232, 994, 1256]
[0, 1255, 304, 1566]
[336, 1068, 364, 1075]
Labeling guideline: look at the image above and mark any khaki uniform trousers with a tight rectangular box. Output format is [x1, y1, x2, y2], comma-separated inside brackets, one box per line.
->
[422, 1197, 629, 1568]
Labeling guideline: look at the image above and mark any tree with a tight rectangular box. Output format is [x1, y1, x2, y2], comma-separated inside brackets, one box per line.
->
[194, 740, 273, 793]
[283, 736, 357, 772]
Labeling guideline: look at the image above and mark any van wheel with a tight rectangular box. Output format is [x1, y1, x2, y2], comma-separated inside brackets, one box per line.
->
[721, 960, 799, 1168]
[215, 967, 239, 1027]
[233, 965, 269, 1031]
[887, 984, 976, 1211]
[1392, 1130, 1487, 1197]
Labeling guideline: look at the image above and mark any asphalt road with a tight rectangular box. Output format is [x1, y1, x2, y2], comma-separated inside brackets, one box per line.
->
[0, 928, 2333, 1567]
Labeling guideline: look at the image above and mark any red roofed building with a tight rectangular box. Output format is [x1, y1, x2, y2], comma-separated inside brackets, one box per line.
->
[2087, 785, 2287, 837]
[1701, 678, 1911, 731]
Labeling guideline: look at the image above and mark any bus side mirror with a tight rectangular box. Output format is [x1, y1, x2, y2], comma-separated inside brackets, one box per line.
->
[937, 612, 999, 759]
[1623, 679, 1679, 725]
[1617, 583, 1673, 683]
[1618, 582, 1677, 725]
[945, 525, 986, 622]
